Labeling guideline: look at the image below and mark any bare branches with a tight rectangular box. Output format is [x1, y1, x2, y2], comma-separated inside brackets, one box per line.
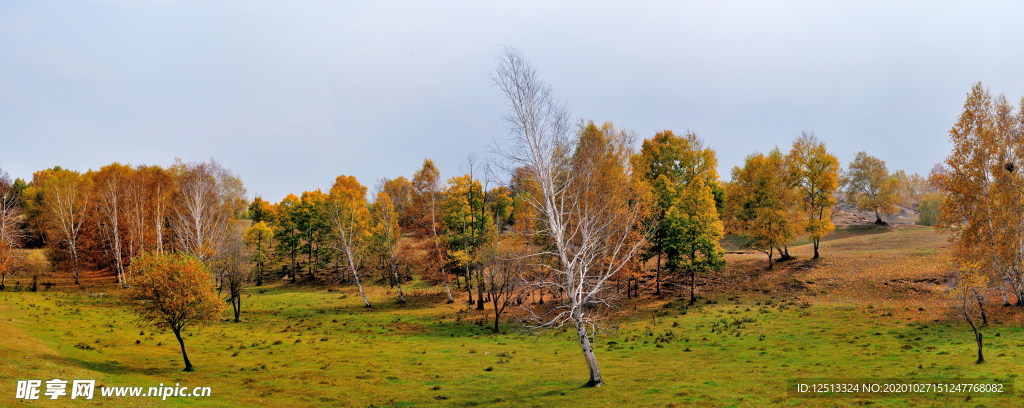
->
[170, 158, 241, 262]
[44, 170, 92, 285]
[0, 168, 24, 289]
[490, 46, 650, 387]
[216, 225, 250, 322]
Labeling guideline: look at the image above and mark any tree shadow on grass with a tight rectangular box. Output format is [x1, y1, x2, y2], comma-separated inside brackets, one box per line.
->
[39, 353, 179, 376]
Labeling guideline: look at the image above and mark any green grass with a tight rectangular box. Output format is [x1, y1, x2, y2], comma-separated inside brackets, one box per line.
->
[1, 225, 1018, 406]
[2, 284, 1021, 407]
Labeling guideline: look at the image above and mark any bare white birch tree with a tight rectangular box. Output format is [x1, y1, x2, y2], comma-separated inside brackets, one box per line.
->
[45, 171, 93, 285]
[95, 165, 128, 285]
[149, 167, 173, 255]
[170, 159, 237, 263]
[0, 168, 25, 290]
[372, 189, 405, 304]
[123, 166, 151, 261]
[491, 46, 650, 387]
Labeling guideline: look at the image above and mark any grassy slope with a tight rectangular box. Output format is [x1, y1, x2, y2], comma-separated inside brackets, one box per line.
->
[2, 226, 1022, 407]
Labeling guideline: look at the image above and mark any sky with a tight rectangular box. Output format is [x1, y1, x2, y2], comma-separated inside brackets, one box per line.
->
[2, 1, 1023, 202]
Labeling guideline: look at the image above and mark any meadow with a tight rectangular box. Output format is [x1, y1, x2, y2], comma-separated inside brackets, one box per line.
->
[2, 225, 1022, 407]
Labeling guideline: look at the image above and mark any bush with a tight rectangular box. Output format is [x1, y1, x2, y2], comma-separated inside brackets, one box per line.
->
[916, 192, 945, 226]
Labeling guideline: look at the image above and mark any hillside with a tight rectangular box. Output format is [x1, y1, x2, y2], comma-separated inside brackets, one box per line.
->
[4, 225, 1022, 407]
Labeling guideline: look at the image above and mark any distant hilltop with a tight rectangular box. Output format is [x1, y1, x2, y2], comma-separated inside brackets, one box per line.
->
[831, 193, 920, 227]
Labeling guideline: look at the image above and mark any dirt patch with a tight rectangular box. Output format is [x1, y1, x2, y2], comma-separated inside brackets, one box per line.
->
[832, 195, 920, 227]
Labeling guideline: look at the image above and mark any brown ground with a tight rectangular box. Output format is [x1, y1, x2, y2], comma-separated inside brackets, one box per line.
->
[832, 194, 921, 227]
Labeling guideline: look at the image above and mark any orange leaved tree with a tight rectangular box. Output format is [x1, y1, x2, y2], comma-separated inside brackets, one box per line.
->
[933, 82, 1024, 306]
[122, 252, 226, 372]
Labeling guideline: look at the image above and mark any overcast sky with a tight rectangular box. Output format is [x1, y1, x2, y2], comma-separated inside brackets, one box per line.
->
[2, 1, 1023, 201]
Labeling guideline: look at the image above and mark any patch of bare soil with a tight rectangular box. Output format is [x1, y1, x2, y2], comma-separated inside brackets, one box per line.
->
[832, 194, 920, 227]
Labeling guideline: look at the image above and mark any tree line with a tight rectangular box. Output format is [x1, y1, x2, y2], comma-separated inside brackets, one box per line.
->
[0, 47, 948, 383]
[0, 159, 247, 291]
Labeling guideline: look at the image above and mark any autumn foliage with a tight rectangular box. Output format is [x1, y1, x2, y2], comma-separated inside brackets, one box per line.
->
[121, 252, 226, 371]
[934, 82, 1024, 307]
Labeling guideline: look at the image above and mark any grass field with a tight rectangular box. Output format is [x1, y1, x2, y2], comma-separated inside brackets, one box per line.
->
[2, 225, 1022, 407]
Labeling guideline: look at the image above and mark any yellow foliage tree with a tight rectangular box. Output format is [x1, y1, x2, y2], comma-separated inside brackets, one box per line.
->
[915, 192, 945, 227]
[371, 191, 405, 304]
[632, 129, 724, 295]
[946, 256, 989, 364]
[725, 149, 799, 269]
[244, 221, 273, 286]
[933, 82, 1024, 307]
[666, 174, 725, 303]
[326, 175, 372, 307]
[844, 151, 900, 225]
[787, 132, 839, 258]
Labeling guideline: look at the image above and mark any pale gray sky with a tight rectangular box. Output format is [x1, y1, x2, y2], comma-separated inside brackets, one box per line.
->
[2, 1, 1023, 201]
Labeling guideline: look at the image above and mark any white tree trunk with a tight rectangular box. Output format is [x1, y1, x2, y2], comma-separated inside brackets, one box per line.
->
[575, 321, 603, 386]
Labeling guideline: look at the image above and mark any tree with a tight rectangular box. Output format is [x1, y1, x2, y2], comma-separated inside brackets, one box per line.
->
[371, 190, 405, 304]
[724, 149, 798, 270]
[492, 46, 651, 387]
[170, 159, 242, 262]
[19, 249, 48, 292]
[892, 170, 930, 207]
[121, 166, 149, 261]
[121, 252, 226, 372]
[632, 129, 724, 295]
[0, 168, 25, 290]
[442, 173, 489, 309]
[94, 163, 130, 285]
[297, 190, 330, 279]
[0, 239, 12, 291]
[380, 176, 413, 227]
[915, 192, 945, 226]
[215, 226, 250, 323]
[273, 194, 302, 280]
[244, 221, 273, 286]
[844, 152, 900, 225]
[486, 186, 514, 231]
[947, 257, 988, 363]
[787, 132, 840, 258]
[43, 170, 93, 285]
[665, 174, 725, 304]
[326, 175, 372, 307]
[480, 234, 526, 331]
[933, 82, 1024, 307]
[410, 158, 454, 303]
[143, 165, 175, 255]
[248, 196, 273, 225]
